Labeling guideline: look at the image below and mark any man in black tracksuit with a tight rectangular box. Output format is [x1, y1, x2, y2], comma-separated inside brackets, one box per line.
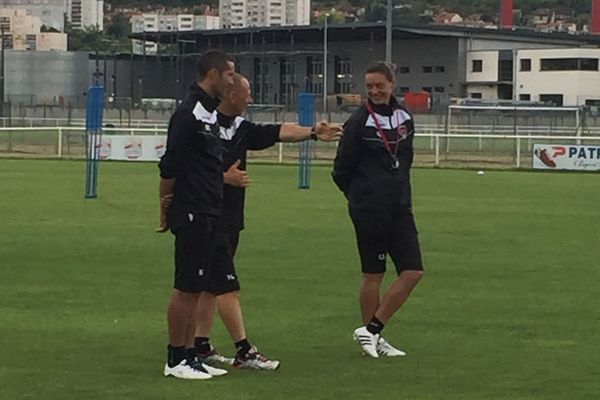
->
[191, 73, 342, 370]
[332, 61, 424, 359]
[157, 50, 234, 380]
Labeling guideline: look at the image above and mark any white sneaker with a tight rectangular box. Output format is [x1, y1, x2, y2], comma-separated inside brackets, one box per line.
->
[163, 359, 212, 380]
[377, 337, 406, 357]
[200, 362, 228, 376]
[353, 326, 379, 358]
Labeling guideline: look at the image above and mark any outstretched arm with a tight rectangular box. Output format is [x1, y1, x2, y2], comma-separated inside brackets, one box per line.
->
[279, 121, 342, 143]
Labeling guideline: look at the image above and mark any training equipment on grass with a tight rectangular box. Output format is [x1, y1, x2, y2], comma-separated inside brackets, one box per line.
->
[298, 92, 316, 189]
[84, 85, 105, 199]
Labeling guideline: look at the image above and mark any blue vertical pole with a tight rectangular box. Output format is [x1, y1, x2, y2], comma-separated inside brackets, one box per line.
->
[85, 85, 105, 199]
[298, 92, 315, 189]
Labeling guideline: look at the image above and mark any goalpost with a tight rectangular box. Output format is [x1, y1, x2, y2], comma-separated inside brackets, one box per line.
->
[442, 102, 584, 166]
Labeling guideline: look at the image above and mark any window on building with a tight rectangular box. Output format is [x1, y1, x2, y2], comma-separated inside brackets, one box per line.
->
[541, 58, 577, 71]
[434, 66, 445, 73]
[422, 87, 432, 93]
[585, 99, 600, 106]
[498, 60, 513, 82]
[399, 66, 410, 74]
[520, 59, 531, 71]
[253, 57, 270, 103]
[422, 66, 433, 73]
[540, 58, 599, 71]
[334, 56, 353, 94]
[0, 17, 10, 31]
[472, 60, 483, 72]
[519, 94, 531, 101]
[434, 87, 445, 93]
[539, 94, 563, 106]
[26, 34, 36, 51]
[307, 57, 324, 95]
[1, 34, 13, 49]
[470, 92, 482, 99]
[280, 57, 296, 106]
[580, 58, 599, 71]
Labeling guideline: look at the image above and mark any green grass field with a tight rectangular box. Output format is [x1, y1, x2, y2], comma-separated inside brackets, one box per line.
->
[1, 159, 599, 400]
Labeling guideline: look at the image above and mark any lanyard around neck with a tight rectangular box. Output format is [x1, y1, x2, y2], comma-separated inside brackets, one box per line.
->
[364, 100, 401, 158]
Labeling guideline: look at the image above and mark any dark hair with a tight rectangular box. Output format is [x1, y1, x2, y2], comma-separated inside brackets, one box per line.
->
[196, 49, 231, 80]
[365, 61, 396, 82]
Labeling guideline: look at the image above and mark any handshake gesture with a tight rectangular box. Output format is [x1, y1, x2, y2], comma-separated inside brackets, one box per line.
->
[313, 120, 343, 142]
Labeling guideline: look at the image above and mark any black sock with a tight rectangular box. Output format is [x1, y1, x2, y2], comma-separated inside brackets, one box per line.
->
[366, 316, 385, 335]
[235, 338, 252, 357]
[195, 337, 211, 355]
[185, 347, 197, 361]
[167, 344, 186, 368]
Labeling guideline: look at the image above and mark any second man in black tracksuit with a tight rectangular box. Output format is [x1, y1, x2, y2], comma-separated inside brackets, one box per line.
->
[192, 73, 342, 370]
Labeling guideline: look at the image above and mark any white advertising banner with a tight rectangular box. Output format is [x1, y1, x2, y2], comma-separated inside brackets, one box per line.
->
[533, 144, 600, 171]
[98, 135, 167, 161]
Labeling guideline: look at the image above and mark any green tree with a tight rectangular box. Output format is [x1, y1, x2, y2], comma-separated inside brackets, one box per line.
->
[68, 26, 131, 53]
[316, 10, 346, 24]
[364, 0, 387, 22]
[106, 13, 131, 38]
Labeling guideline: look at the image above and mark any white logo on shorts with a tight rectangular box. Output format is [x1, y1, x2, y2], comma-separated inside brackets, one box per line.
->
[198, 269, 204, 276]
[378, 253, 386, 261]
[188, 213, 194, 222]
[226, 274, 236, 281]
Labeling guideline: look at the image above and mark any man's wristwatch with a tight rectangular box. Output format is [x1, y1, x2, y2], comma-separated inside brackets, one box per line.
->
[310, 127, 318, 141]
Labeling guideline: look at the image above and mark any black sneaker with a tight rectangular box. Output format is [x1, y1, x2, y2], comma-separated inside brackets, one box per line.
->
[198, 346, 235, 367]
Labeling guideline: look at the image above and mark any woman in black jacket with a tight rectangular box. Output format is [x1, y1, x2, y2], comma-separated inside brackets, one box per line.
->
[332, 61, 424, 359]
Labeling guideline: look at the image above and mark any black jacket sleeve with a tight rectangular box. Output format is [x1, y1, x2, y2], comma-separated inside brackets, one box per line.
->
[158, 110, 194, 179]
[243, 121, 282, 150]
[332, 115, 362, 194]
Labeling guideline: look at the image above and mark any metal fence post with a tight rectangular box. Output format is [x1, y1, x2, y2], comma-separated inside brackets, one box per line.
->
[516, 136, 521, 168]
[435, 134, 440, 166]
[278, 142, 283, 164]
[57, 127, 63, 158]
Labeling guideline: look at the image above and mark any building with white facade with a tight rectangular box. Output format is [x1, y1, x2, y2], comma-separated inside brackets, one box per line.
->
[67, 0, 103, 30]
[0, 0, 67, 31]
[130, 13, 221, 54]
[466, 47, 600, 106]
[515, 48, 600, 106]
[0, 8, 67, 50]
[220, 0, 310, 29]
[194, 15, 220, 30]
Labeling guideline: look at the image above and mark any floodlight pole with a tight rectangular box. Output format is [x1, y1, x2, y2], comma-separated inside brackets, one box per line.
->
[1, 26, 5, 117]
[323, 14, 328, 112]
[385, 0, 392, 63]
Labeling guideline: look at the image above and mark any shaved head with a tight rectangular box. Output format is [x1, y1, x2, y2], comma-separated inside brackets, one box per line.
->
[219, 73, 253, 117]
[229, 73, 249, 94]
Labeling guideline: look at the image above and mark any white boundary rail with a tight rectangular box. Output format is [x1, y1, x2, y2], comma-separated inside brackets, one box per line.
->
[1, 126, 600, 168]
